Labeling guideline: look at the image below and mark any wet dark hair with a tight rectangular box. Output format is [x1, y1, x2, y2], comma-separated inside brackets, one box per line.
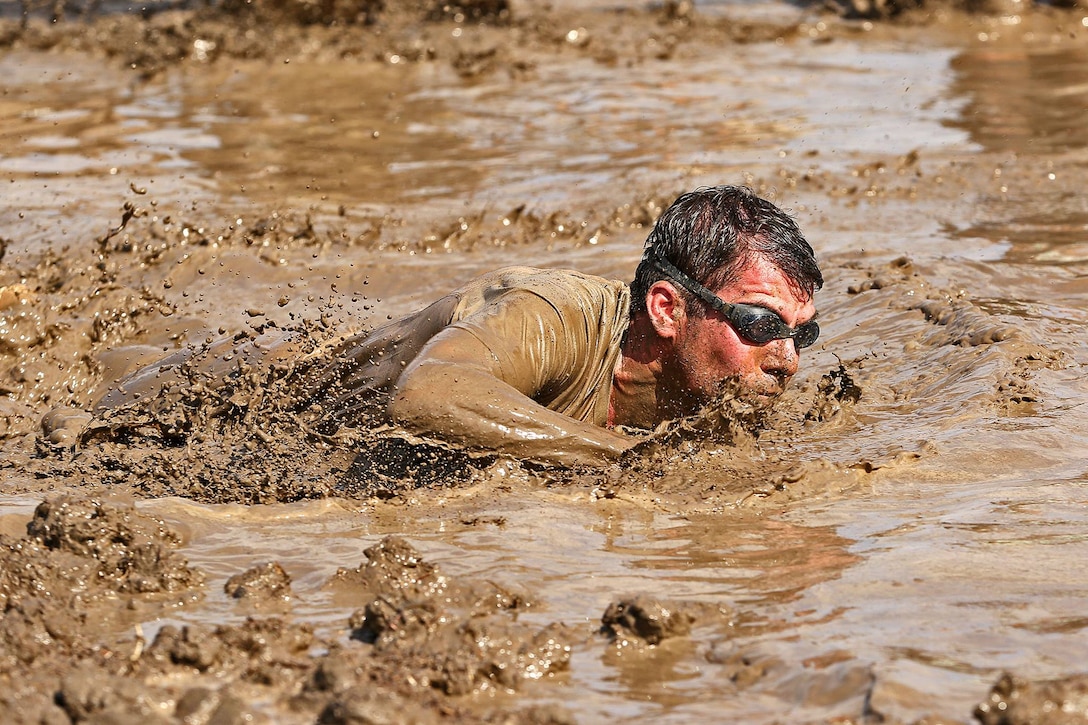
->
[629, 185, 823, 316]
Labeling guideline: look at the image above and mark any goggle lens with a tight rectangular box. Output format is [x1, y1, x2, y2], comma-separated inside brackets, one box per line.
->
[726, 303, 820, 349]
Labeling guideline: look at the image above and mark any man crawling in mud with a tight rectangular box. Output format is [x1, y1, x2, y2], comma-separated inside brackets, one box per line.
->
[91, 185, 822, 468]
[284, 184, 823, 467]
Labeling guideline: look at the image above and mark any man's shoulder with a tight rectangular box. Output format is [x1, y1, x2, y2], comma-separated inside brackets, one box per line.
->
[450, 266, 630, 324]
[483, 265, 627, 296]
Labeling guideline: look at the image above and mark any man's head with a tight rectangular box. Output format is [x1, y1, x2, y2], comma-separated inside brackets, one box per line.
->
[629, 185, 823, 411]
[631, 185, 822, 314]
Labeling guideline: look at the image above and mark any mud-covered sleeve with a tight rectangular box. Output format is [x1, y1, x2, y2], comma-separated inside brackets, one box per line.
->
[387, 289, 630, 468]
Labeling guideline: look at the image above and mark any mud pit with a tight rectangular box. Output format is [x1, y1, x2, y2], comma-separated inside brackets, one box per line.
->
[4, 0, 1088, 722]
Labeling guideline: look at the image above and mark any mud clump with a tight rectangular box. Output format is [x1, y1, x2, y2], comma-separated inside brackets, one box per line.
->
[0, 496, 202, 683]
[225, 561, 293, 603]
[600, 596, 698, 646]
[333, 533, 452, 602]
[25, 496, 200, 593]
[0, 495, 206, 724]
[297, 536, 577, 721]
[0, 496, 202, 615]
[46, 617, 316, 723]
[333, 536, 570, 696]
[975, 672, 1088, 725]
[140, 616, 315, 685]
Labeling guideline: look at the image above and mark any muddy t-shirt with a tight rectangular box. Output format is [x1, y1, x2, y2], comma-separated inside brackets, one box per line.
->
[298, 266, 633, 466]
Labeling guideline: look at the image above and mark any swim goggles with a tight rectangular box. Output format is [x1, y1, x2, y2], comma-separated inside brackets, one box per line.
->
[646, 250, 820, 349]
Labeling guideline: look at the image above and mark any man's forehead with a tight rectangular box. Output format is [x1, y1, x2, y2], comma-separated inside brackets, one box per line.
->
[721, 256, 813, 304]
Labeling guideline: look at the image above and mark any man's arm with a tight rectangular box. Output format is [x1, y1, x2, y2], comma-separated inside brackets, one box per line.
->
[387, 292, 631, 468]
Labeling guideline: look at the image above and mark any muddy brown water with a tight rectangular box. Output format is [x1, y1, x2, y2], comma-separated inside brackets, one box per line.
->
[3, 1, 1088, 723]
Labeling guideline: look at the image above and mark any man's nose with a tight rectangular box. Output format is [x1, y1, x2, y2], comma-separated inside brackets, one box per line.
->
[762, 338, 799, 378]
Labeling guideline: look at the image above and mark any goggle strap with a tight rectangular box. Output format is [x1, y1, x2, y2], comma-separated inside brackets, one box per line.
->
[645, 249, 730, 316]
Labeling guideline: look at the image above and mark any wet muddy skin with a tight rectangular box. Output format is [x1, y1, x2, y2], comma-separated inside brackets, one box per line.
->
[4, 0, 1088, 722]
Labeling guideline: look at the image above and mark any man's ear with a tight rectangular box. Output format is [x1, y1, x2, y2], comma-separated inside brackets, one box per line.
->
[645, 280, 685, 340]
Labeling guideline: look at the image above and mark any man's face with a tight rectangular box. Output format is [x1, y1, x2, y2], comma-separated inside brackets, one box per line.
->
[667, 254, 817, 409]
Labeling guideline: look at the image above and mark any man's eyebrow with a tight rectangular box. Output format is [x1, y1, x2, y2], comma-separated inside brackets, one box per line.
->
[734, 296, 818, 324]
[752, 298, 818, 322]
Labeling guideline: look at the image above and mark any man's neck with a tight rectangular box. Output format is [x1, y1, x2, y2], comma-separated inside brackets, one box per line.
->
[609, 315, 665, 430]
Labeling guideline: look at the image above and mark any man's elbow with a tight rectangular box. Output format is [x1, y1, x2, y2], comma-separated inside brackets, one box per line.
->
[387, 362, 460, 433]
